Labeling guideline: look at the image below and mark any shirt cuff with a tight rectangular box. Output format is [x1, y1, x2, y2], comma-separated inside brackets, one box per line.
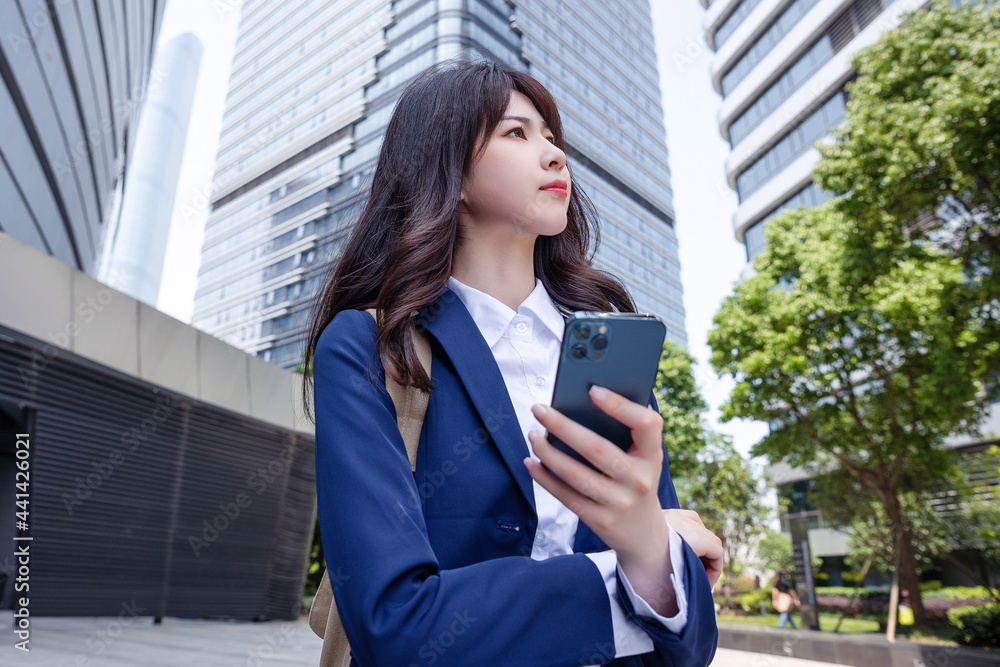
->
[616, 524, 688, 634]
[585, 550, 655, 658]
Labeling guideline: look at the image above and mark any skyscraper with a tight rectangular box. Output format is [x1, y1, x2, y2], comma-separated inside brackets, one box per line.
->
[193, 0, 687, 371]
[700, 0, 928, 270]
[0, 0, 166, 275]
[100, 31, 203, 306]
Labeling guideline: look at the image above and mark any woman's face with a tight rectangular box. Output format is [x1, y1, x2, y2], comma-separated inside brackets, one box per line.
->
[459, 90, 571, 239]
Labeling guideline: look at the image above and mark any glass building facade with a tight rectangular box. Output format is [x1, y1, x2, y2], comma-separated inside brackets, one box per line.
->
[699, 0, 928, 264]
[0, 0, 165, 276]
[193, 0, 686, 371]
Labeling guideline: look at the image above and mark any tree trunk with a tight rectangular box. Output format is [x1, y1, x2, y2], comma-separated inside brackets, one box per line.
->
[880, 488, 927, 624]
[723, 557, 733, 610]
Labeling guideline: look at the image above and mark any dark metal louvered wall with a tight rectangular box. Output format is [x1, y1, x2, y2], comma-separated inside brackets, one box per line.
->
[0, 324, 316, 620]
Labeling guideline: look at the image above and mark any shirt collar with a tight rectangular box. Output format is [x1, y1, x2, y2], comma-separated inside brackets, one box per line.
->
[447, 275, 567, 349]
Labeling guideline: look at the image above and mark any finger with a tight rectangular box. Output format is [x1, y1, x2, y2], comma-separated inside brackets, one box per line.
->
[665, 518, 724, 585]
[675, 509, 707, 529]
[586, 386, 665, 460]
[701, 559, 722, 588]
[529, 430, 615, 504]
[662, 508, 706, 532]
[531, 405, 634, 481]
[523, 455, 601, 523]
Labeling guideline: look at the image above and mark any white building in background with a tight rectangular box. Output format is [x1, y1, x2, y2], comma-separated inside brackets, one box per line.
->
[100, 32, 203, 306]
[193, 0, 689, 371]
[700, 0, 929, 273]
[700, 0, 999, 586]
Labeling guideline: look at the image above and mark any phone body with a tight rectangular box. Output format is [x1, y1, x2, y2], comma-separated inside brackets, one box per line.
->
[544, 311, 667, 474]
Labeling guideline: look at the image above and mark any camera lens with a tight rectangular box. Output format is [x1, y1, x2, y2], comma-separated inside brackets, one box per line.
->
[574, 325, 591, 341]
[592, 335, 608, 351]
[570, 344, 587, 359]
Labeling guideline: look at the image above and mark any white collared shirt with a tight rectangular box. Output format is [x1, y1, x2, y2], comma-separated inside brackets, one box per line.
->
[447, 274, 688, 661]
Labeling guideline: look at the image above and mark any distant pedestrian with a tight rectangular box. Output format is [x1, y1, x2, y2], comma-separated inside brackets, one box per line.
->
[773, 570, 801, 629]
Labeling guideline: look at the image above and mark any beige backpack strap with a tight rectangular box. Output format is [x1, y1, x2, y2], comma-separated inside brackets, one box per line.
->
[308, 307, 433, 663]
[364, 307, 432, 471]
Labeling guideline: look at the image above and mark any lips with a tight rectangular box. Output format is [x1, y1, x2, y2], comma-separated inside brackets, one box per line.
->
[540, 179, 568, 197]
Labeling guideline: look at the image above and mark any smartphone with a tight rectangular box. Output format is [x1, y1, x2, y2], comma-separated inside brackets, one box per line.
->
[544, 312, 667, 474]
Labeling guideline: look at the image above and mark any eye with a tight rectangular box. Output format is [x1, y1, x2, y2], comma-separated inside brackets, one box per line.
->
[506, 126, 527, 138]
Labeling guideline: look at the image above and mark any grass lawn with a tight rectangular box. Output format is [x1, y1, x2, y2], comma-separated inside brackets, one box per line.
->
[716, 612, 880, 633]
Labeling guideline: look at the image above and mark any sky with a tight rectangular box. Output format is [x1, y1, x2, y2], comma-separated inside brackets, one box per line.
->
[153, 0, 770, 460]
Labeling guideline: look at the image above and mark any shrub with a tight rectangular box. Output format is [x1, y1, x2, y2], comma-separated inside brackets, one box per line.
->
[923, 586, 993, 601]
[739, 587, 773, 614]
[947, 604, 1000, 649]
[733, 573, 758, 595]
[840, 570, 862, 586]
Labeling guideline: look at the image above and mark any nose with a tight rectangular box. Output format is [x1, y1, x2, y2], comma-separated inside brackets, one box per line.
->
[543, 141, 566, 171]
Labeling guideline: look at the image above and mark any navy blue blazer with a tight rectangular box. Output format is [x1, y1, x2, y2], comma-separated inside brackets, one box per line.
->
[314, 285, 719, 666]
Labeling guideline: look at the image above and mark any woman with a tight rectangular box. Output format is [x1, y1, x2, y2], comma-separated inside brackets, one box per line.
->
[302, 58, 723, 666]
[772, 570, 801, 629]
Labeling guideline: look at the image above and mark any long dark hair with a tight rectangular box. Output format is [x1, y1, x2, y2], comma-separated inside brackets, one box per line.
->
[301, 58, 637, 423]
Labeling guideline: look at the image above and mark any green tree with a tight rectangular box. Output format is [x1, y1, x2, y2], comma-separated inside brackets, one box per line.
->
[686, 439, 772, 609]
[653, 340, 775, 609]
[755, 529, 795, 577]
[812, 0, 1000, 373]
[653, 340, 716, 501]
[843, 492, 951, 581]
[708, 201, 994, 623]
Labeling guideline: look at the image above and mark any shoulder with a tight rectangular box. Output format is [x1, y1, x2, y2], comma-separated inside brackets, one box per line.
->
[316, 309, 378, 364]
[318, 308, 375, 345]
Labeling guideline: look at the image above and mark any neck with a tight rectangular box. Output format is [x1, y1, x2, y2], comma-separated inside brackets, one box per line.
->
[451, 228, 537, 312]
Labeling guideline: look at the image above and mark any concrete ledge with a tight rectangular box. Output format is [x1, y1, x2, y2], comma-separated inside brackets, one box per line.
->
[718, 623, 1000, 666]
[0, 231, 312, 436]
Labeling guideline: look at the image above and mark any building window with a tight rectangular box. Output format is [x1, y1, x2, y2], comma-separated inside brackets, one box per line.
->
[743, 181, 831, 260]
[720, 0, 822, 96]
[735, 91, 846, 201]
[714, 0, 765, 48]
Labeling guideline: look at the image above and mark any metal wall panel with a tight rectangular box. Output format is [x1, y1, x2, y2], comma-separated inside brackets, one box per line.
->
[0, 324, 315, 619]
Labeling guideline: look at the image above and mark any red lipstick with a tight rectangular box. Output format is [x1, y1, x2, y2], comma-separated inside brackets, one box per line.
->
[540, 179, 568, 197]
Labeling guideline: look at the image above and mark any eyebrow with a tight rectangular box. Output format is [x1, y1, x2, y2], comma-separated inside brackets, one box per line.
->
[503, 115, 550, 130]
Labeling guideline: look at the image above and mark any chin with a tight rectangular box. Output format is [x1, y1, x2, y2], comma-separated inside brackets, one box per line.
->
[540, 218, 569, 236]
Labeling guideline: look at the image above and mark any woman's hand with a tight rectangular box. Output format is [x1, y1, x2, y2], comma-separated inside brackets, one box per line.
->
[524, 385, 686, 615]
[524, 385, 668, 566]
[661, 509, 724, 590]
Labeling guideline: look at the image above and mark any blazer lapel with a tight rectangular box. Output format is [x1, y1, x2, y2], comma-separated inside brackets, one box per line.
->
[416, 286, 537, 516]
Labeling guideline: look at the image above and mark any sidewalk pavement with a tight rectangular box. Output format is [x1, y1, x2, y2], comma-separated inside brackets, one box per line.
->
[0, 610, 842, 666]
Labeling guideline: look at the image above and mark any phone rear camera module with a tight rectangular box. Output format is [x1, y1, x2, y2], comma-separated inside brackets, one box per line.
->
[570, 344, 588, 359]
[574, 325, 592, 341]
[592, 335, 608, 351]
